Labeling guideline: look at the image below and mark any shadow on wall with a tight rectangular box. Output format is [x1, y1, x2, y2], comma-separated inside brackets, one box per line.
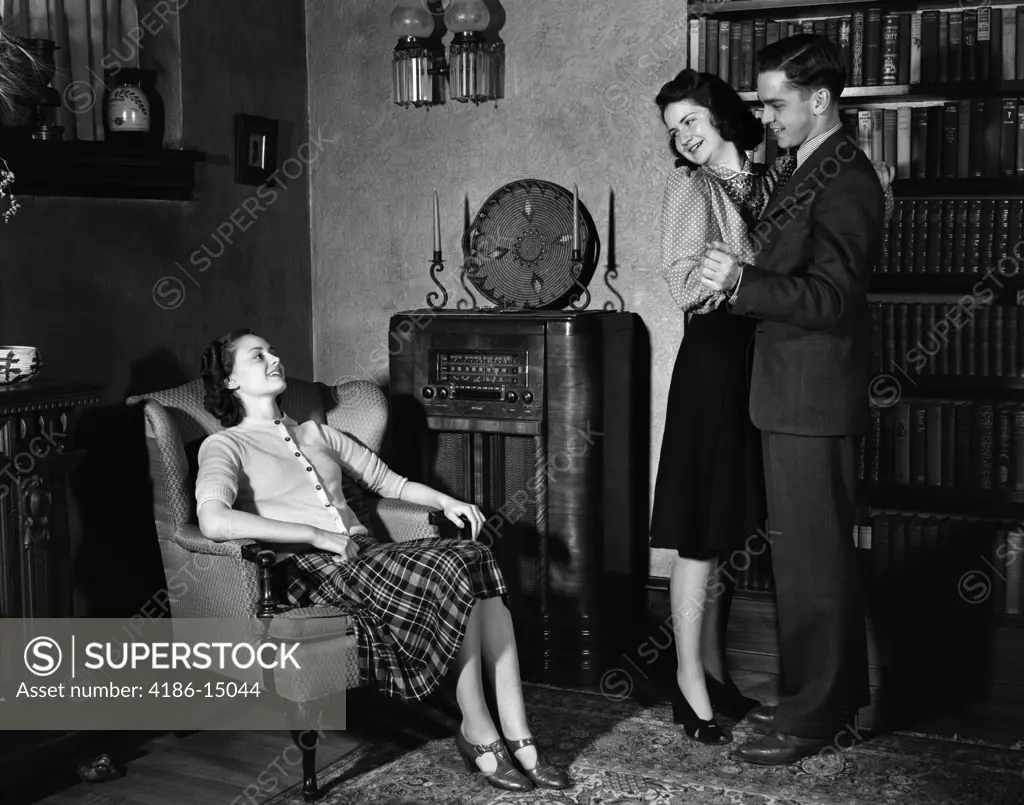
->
[71, 350, 192, 617]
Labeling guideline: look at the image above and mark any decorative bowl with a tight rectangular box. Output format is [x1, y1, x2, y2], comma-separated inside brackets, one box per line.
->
[0, 346, 42, 385]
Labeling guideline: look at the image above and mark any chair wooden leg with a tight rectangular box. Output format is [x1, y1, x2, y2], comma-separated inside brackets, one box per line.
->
[283, 698, 326, 801]
[290, 728, 320, 802]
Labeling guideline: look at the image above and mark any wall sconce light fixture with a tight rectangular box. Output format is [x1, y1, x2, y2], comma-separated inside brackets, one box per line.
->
[391, 0, 504, 108]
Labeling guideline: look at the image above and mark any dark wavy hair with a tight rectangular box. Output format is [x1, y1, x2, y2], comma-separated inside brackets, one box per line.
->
[756, 33, 846, 107]
[200, 328, 256, 428]
[654, 69, 764, 168]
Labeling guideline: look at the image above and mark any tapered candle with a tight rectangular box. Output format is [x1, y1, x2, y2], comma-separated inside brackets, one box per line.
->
[433, 191, 441, 253]
[572, 184, 579, 252]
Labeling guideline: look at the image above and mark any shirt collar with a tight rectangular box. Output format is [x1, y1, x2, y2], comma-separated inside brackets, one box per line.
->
[796, 123, 844, 169]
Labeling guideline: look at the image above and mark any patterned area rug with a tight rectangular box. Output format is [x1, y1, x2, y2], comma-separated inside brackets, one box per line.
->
[266, 684, 1024, 805]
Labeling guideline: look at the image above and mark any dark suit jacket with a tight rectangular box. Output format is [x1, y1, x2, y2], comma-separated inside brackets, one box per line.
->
[730, 127, 884, 437]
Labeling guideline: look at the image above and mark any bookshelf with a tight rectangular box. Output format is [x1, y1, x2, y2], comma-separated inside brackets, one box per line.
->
[680, 0, 1024, 728]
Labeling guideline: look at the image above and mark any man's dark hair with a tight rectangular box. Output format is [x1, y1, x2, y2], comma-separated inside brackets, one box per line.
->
[756, 33, 845, 106]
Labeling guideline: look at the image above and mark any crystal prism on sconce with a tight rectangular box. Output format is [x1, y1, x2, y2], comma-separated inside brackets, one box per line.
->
[390, 0, 446, 108]
[391, 0, 504, 108]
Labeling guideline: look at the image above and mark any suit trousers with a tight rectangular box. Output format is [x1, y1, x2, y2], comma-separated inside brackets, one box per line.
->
[761, 430, 869, 739]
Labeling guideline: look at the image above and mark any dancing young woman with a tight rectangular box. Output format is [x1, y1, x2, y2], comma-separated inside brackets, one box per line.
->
[649, 67, 893, 745]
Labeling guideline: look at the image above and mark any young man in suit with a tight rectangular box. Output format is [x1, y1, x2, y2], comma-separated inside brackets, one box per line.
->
[699, 34, 886, 765]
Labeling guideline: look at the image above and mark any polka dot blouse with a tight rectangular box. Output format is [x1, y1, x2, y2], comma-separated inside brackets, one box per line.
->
[660, 155, 793, 316]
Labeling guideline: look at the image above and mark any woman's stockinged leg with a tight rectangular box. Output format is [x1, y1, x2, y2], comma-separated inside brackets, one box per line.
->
[477, 596, 538, 770]
[670, 555, 716, 719]
[453, 600, 500, 773]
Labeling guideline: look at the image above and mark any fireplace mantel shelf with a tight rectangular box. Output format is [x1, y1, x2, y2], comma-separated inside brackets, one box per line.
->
[0, 139, 206, 201]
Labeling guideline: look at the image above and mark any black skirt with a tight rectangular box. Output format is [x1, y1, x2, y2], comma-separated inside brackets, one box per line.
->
[650, 304, 767, 559]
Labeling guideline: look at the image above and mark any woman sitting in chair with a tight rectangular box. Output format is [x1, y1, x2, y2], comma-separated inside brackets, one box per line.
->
[195, 328, 569, 793]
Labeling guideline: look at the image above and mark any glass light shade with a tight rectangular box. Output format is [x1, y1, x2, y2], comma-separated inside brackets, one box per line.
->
[390, 0, 435, 39]
[448, 39, 504, 104]
[443, 0, 490, 33]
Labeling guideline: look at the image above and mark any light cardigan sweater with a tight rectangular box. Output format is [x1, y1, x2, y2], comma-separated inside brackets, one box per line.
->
[195, 414, 408, 537]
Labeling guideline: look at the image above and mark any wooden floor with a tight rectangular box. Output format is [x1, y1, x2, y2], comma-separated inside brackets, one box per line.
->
[3, 729, 363, 805]
[5, 668, 1022, 805]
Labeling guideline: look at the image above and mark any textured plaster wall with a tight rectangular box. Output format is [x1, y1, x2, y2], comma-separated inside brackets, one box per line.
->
[306, 0, 690, 577]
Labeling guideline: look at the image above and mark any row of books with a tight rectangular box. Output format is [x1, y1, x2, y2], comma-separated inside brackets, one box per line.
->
[855, 513, 1024, 615]
[878, 199, 1022, 275]
[840, 100, 1024, 181]
[870, 303, 1024, 379]
[858, 399, 1019, 490]
[728, 540, 774, 593]
[686, 7, 1024, 91]
[733, 513, 1024, 613]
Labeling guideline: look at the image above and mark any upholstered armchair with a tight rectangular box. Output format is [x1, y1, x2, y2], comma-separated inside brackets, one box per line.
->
[126, 377, 456, 802]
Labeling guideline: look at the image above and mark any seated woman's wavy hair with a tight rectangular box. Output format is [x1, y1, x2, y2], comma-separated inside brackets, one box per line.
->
[654, 69, 765, 169]
[200, 328, 255, 428]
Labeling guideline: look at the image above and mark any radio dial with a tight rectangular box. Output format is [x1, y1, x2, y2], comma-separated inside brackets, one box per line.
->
[522, 391, 533, 404]
[506, 391, 518, 403]
[438, 387, 449, 399]
[421, 386, 434, 399]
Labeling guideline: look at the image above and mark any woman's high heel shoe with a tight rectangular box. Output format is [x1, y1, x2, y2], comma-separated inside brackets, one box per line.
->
[704, 673, 761, 722]
[504, 736, 571, 789]
[670, 685, 727, 745]
[454, 729, 534, 792]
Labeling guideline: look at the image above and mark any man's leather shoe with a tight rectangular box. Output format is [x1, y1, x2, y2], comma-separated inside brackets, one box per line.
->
[745, 705, 860, 736]
[745, 705, 777, 733]
[733, 731, 832, 766]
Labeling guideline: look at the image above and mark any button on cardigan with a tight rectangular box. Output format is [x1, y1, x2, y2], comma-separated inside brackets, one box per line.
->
[195, 414, 408, 537]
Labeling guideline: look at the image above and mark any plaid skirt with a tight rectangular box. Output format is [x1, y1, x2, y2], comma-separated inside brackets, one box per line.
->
[274, 534, 508, 701]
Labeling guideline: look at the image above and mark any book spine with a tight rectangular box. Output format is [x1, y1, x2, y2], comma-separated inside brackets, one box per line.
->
[926, 402, 943, 486]
[996, 404, 1012, 490]
[1003, 99, 1019, 179]
[976, 403, 994, 491]
[949, 12, 963, 83]
[739, 20, 754, 91]
[896, 106, 912, 179]
[910, 12, 922, 84]
[730, 22, 742, 90]
[895, 13, 910, 85]
[964, 10, 978, 82]
[719, 21, 731, 85]
[895, 402, 911, 484]
[864, 8, 882, 86]
[839, 16, 853, 79]
[706, 19, 719, 77]
[852, 12, 865, 86]
[955, 402, 973, 487]
[1005, 9, 1018, 82]
[1014, 405, 1024, 490]
[911, 107, 927, 180]
[689, 19, 700, 71]
[883, 108, 898, 168]
[942, 102, 958, 179]
[957, 100, 971, 179]
[921, 10, 939, 81]
[753, 19, 767, 73]
[978, 6, 991, 82]
[942, 402, 957, 486]
[939, 12, 949, 83]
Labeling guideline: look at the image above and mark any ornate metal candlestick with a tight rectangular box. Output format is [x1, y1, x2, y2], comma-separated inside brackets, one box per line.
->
[426, 249, 448, 310]
[567, 247, 590, 311]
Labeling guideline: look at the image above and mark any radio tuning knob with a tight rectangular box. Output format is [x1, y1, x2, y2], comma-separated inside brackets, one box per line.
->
[438, 387, 449, 399]
[421, 387, 434, 399]
[522, 391, 533, 404]
[506, 391, 518, 403]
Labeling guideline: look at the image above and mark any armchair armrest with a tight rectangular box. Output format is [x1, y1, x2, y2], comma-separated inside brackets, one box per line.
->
[366, 497, 466, 542]
[168, 523, 258, 558]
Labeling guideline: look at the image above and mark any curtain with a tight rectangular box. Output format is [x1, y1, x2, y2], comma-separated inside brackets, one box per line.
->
[1, 0, 140, 140]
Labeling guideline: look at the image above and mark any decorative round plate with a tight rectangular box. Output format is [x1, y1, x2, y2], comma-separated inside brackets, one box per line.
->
[461, 179, 600, 310]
